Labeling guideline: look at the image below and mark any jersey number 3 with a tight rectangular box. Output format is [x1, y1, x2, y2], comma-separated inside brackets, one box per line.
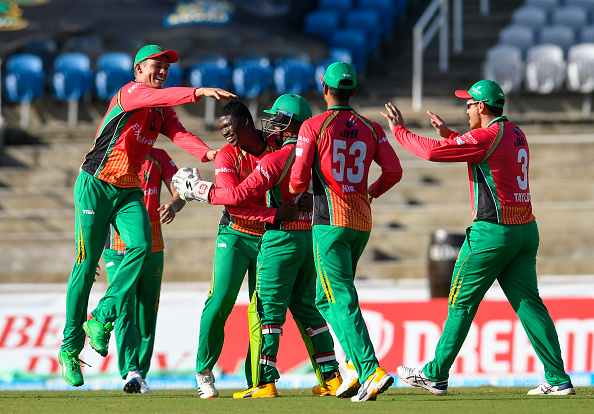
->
[332, 139, 367, 184]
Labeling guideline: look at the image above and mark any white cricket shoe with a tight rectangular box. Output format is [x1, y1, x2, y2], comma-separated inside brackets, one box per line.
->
[396, 366, 448, 396]
[140, 377, 152, 394]
[123, 369, 142, 394]
[196, 369, 219, 399]
[527, 381, 575, 395]
[351, 367, 394, 402]
[336, 361, 360, 398]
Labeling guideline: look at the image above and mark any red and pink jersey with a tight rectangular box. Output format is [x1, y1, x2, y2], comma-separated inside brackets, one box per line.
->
[391, 117, 535, 225]
[210, 139, 310, 231]
[82, 82, 211, 188]
[106, 147, 178, 253]
[290, 107, 403, 232]
[214, 135, 278, 236]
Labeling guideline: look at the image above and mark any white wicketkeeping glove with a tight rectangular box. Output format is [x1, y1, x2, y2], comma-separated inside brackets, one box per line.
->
[172, 167, 214, 203]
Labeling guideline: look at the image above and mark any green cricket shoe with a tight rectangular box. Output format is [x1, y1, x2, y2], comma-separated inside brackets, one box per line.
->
[83, 318, 113, 357]
[58, 350, 89, 387]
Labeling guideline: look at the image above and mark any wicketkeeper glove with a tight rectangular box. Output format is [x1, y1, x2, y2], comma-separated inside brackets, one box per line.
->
[172, 167, 214, 203]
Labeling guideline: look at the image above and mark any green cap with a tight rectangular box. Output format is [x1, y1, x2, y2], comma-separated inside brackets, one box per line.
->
[263, 94, 312, 123]
[321, 61, 357, 89]
[455, 80, 505, 109]
[134, 45, 179, 68]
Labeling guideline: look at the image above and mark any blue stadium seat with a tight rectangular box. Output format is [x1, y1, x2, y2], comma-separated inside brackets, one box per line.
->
[356, 0, 401, 36]
[343, 9, 383, 52]
[50, 52, 93, 125]
[328, 29, 370, 71]
[51, 52, 92, 101]
[273, 59, 314, 95]
[187, 59, 231, 89]
[94, 52, 133, 101]
[303, 9, 340, 41]
[187, 58, 231, 125]
[3, 53, 46, 127]
[164, 62, 184, 87]
[232, 59, 272, 98]
[4, 53, 45, 103]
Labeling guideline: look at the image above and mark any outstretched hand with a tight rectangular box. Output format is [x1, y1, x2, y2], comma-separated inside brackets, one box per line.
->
[195, 87, 237, 101]
[427, 111, 449, 138]
[381, 102, 406, 130]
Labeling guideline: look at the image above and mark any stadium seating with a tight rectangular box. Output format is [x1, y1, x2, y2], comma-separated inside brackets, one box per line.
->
[524, 44, 567, 94]
[498, 25, 535, 57]
[482, 45, 525, 95]
[524, 0, 560, 11]
[187, 58, 231, 124]
[328, 28, 370, 71]
[272, 59, 314, 95]
[511, 6, 549, 30]
[20, 37, 58, 74]
[50, 52, 93, 125]
[164, 62, 183, 87]
[551, 6, 589, 28]
[342, 9, 383, 55]
[3, 53, 46, 127]
[566, 42, 594, 114]
[538, 25, 577, 55]
[93, 52, 134, 101]
[302, 9, 340, 41]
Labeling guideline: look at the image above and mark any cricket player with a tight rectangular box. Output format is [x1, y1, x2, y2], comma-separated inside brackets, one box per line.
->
[175, 94, 342, 398]
[289, 62, 404, 402]
[103, 147, 185, 394]
[58, 44, 235, 387]
[383, 79, 575, 396]
[179, 101, 297, 398]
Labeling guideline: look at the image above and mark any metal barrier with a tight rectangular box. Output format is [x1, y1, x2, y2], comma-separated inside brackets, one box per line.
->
[412, 0, 490, 111]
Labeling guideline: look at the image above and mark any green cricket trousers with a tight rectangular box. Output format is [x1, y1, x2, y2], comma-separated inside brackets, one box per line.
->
[104, 249, 163, 379]
[195, 225, 259, 385]
[61, 170, 152, 353]
[423, 220, 571, 386]
[249, 229, 338, 386]
[312, 225, 378, 383]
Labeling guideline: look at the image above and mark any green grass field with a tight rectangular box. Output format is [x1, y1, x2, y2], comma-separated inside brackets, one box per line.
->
[1, 387, 592, 414]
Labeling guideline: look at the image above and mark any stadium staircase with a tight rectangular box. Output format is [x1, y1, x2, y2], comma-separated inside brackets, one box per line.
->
[1, 0, 593, 285]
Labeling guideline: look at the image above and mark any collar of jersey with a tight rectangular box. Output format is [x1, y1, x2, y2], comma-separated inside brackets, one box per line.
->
[328, 105, 353, 110]
[282, 138, 297, 148]
[486, 116, 507, 127]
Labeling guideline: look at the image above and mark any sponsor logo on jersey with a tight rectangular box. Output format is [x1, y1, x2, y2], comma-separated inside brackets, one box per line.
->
[346, 119, 356, 128]
[128, 83, 141, 93]
[144, 187, 158, 196]
[82, 209, 95, 214]
[215, 167, 235, 174]
[341, 184, 356, 193]
[296, 148, 303, 157]
[454, 137, 466, 145]
[218, 243, 227, 248]
[379, 136, 388, 144]
[256, 165, 271, 180]
[133, 123, 156, 145]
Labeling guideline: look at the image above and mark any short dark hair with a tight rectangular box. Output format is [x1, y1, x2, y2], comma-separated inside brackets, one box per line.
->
[219, 100, 254, 125]
[484, 103, 503, 117]
[328, 86, 353, 103]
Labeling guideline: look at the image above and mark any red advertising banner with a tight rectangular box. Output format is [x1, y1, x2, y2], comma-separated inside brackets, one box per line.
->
[217, 298, 594, 376]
